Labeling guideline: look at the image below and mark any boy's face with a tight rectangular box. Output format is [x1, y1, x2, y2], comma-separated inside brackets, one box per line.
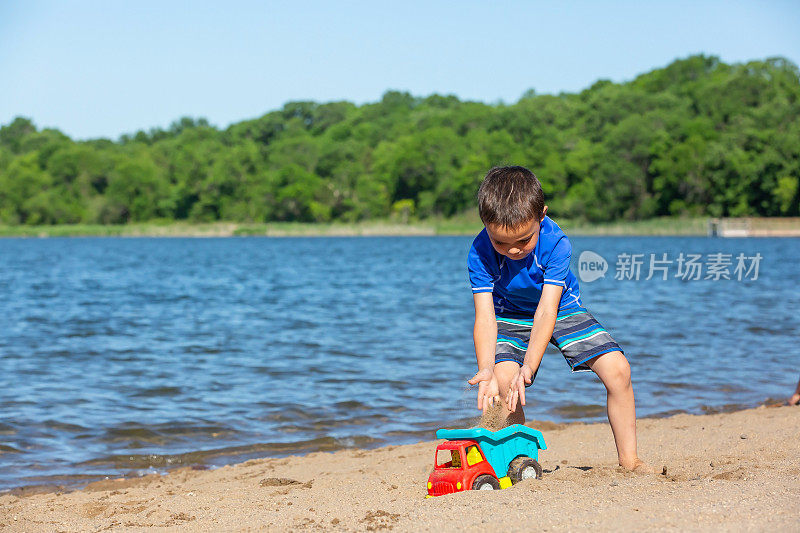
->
[485, 206, 548, 261]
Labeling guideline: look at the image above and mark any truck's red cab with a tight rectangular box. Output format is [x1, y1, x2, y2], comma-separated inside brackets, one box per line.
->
[426, 439, 494, 497]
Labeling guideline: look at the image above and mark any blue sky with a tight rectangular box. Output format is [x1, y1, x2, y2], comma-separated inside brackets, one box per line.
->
[1, 0, 798, 140]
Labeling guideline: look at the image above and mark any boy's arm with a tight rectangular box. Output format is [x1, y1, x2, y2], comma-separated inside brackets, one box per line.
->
[468, 292, 500, 411]
[506, 284, 563, 411]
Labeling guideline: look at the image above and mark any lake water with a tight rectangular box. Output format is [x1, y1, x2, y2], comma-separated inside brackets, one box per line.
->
[0, 235, 798, 491]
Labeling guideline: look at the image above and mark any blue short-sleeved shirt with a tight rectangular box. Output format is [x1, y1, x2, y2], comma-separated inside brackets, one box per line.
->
[468, 216, 583, 315]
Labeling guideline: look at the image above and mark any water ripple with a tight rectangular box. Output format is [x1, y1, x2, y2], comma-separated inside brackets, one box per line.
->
[0, 235, 798, 490]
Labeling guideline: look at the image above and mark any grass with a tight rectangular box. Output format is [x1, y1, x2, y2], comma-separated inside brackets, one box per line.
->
[0, 216, 712, 238]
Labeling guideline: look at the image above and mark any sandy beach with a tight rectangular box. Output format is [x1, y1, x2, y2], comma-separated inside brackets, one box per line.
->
[1, 405, 798, 532]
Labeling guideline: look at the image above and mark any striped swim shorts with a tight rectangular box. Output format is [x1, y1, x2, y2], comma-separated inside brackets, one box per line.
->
[495, 307, 623, 375]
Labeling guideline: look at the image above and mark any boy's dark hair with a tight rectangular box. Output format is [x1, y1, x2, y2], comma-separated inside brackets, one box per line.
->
[477, 166, 545, 228]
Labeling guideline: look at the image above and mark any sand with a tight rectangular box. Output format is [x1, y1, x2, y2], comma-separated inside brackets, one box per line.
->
[1, 405, 798, 532]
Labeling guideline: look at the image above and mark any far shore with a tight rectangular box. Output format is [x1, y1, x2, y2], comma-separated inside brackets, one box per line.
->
[4, 217, 798, 239]
[2, 404, 798, 531]
[0, 217, 714, 238]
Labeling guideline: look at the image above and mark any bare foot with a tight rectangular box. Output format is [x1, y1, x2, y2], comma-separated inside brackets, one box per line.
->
[620, 458, 657, 474]
[789, 393, 800, 406]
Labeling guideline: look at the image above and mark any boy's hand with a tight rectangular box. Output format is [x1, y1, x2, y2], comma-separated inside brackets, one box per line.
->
[506, 364, 535, 412]
[468, 369, 500, 412]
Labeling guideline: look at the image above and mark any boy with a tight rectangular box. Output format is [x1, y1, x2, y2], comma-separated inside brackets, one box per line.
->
[466, 166, 647, 471]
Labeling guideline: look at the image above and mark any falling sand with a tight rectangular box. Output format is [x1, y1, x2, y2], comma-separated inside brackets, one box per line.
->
[476, 402, 512, 431]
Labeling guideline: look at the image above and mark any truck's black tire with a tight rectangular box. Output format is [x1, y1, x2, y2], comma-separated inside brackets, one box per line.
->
[472, 474, 500, 490]
[507, 456, 543, 483]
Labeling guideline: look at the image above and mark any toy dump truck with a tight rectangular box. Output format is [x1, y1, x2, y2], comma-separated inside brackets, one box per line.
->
[426, 425, 546, 497]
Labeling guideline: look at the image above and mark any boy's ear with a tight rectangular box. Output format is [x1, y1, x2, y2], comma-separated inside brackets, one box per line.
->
[541, 205, 548, 221]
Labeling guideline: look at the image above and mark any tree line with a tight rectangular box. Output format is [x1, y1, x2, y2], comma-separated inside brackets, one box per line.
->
[1, 55, 798, 225]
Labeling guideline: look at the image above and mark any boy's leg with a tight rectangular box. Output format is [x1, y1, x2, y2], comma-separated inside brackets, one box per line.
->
[586, 351, 643, 470]
[789, 375, 800, 406]
[492, 361, 526, 426]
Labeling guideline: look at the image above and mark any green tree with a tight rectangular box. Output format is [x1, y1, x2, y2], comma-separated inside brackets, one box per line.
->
[0, 55, 798, 226]
[0, 117, 37, 153]
[103, 153, 172, 223]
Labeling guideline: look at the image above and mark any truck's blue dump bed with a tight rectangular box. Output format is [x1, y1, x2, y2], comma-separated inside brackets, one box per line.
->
[435, 425, 546, 479]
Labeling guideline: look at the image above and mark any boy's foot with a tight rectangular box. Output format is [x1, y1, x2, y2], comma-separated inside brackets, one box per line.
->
[620, 458, 657, 474]
[788, 393, 800, 406]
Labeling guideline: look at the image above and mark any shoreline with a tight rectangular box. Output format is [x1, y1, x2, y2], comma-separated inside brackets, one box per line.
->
[2, 404, 798, 531]
[1, 398, 785, 497]
[0, 217, 712, 238]
[2, 217, 798, 238]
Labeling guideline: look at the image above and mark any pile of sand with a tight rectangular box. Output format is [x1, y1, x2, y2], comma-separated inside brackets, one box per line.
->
[1, 405, 798, 531]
